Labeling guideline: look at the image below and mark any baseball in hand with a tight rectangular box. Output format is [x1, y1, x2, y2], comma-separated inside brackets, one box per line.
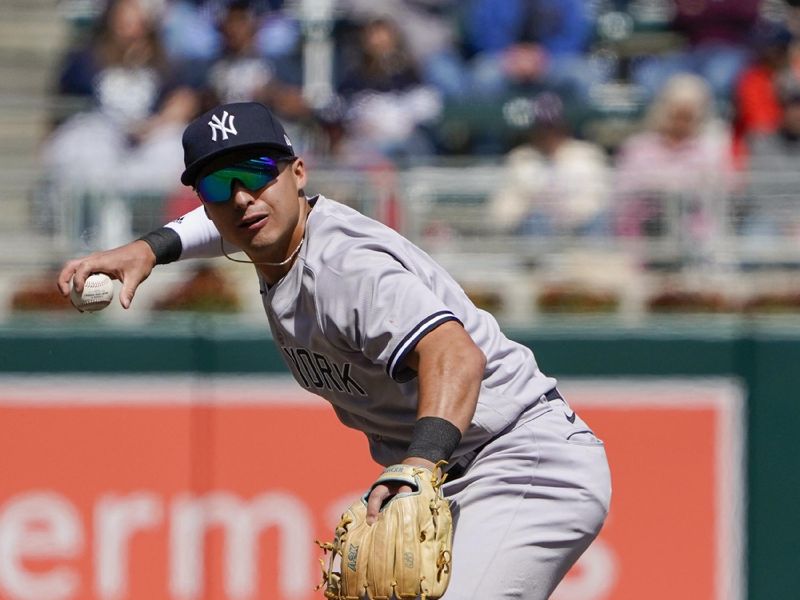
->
[70, 273, 114, 312]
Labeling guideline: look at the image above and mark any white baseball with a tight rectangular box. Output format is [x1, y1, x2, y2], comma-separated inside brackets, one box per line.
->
[70, 273, 115, 312]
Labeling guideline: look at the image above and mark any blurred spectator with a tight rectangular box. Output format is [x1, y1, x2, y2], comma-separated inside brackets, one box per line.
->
[200, 0, 309, 120]
[614, 74, 735, 249]
[333, 17, 442, 161]
[461, 0, 605, 104]
[338, 0, 466, 98]
[488, 92, 611, 235]
[733, 20, 795, 166]
[41, 0, 198, 247]
[631, 0, 760, 102]
[741, 70, 800, 237]
[204, 0, 272, 104]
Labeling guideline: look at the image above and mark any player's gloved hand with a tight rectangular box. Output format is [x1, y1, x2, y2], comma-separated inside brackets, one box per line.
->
[57, 240, 157, 309]
[366, 456, 435, 524]
[317, 461, 453, 600]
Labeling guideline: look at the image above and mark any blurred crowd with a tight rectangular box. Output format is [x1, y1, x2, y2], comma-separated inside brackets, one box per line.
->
[38, 0, 800, 252]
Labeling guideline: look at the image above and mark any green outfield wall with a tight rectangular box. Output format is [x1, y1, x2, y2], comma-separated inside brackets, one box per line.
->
[2, 316, 799, 599]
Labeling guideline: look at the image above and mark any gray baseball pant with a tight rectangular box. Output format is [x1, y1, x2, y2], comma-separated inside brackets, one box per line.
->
[440, 394, 612, 600]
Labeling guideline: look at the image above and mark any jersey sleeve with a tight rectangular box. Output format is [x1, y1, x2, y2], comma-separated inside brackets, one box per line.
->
[316, 250, 461, 382]
[164, 206, 240, 260]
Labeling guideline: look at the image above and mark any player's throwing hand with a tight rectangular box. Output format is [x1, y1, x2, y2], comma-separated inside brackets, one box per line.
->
[57, 240, 157, 309]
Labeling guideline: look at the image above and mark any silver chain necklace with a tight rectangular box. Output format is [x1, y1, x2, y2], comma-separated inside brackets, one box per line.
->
[220, 236, 304, 266]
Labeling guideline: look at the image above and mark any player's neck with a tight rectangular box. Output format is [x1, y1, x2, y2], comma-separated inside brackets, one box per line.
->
[256, 200, 310, 284]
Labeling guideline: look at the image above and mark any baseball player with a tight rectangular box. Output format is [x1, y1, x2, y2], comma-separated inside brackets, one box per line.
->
[57, 102, 611, 599]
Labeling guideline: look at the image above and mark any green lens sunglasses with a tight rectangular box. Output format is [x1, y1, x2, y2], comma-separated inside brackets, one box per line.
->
[196, 156, 284, 203]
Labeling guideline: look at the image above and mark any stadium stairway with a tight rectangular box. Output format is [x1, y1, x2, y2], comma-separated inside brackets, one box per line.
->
[0, 0, 69, 266]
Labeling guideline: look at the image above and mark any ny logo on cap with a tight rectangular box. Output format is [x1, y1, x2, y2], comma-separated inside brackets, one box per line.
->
[208, 111, 237, 142]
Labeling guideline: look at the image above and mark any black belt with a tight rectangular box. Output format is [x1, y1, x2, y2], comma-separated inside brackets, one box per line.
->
[445, 387, 563, 482]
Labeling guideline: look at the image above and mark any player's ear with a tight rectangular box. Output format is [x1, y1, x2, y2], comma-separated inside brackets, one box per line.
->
[289, 158, 307, 189]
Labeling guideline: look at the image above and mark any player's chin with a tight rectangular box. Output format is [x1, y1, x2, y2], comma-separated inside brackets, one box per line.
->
[249, 228, 282, 248]
[246, 234, 285, 258]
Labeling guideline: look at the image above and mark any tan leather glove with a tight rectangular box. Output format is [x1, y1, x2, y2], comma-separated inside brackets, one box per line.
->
[317, 463, 453, 599]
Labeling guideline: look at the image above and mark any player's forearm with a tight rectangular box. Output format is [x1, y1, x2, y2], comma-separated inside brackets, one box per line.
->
[403, 349, 483, 466]
[415, 344, 484, 432]
[409, 322, 485, 430]
[403, 322, 485, 465]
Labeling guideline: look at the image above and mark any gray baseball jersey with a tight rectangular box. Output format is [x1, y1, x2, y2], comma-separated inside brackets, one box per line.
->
[166, 194, 610, 599]
[167, 194, 557, 466]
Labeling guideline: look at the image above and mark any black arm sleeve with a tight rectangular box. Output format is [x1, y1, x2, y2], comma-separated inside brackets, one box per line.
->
[138, 227, 183, 265]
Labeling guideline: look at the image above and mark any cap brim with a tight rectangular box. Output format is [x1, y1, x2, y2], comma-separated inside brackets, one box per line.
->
[181, 143, 296, 186]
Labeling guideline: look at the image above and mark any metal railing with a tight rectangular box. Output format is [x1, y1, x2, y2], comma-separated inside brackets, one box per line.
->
[18, 161, 800, 269]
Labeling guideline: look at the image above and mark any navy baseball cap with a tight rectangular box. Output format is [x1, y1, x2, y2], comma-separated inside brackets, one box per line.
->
[180, 102, 296, 186]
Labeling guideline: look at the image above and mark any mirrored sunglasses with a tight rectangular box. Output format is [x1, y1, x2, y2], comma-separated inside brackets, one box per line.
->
[196, 156, 282, 203]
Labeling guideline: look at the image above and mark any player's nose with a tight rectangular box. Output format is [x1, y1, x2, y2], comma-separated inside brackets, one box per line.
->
[230, 181, 257, 207]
